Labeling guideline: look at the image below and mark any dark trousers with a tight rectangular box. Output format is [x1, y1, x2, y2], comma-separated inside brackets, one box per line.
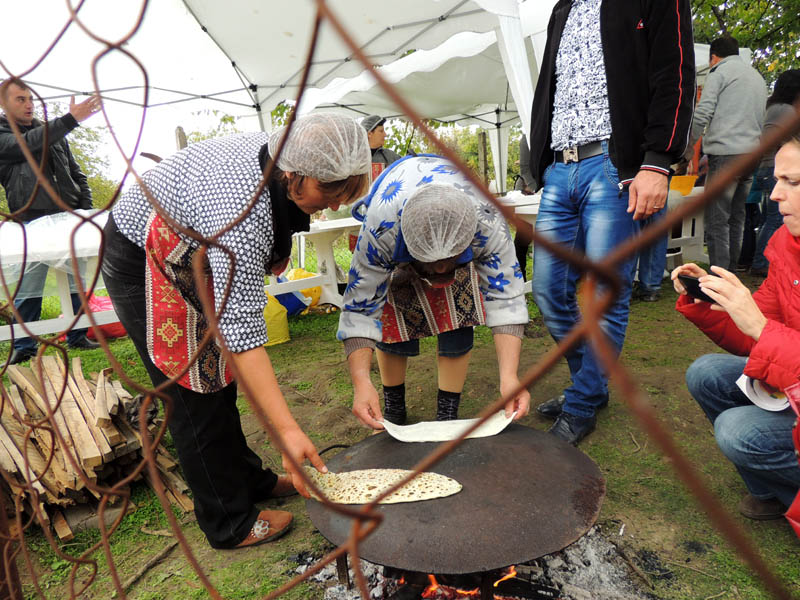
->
[13, 287, 88, 352]
[101, 216, 277, 548]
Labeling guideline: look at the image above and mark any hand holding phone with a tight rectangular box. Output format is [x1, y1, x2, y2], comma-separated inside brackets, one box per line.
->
[677, 274, 717, 303]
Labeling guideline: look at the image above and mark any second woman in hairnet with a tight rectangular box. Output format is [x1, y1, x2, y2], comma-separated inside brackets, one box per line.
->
[338, 155, 530, 429]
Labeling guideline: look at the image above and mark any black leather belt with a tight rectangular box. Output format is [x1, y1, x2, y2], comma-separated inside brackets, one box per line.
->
[555, 141, 604, 164]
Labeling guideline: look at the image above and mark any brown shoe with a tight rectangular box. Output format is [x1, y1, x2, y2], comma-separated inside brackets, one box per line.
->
[737, 494, 785, 520]
[234, 510, 293, 548]
[270, 475, 298, 498]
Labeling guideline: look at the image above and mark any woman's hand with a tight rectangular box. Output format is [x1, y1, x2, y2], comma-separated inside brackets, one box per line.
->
[278, 426, 327, 499]
[671, 263, 707, 298]
[699, 266, 768, 340]
[352, 379, 385, 429]
[500, 376, 530, 420]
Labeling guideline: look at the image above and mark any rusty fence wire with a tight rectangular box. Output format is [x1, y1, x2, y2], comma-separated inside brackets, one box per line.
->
[1, 1, 799, 599]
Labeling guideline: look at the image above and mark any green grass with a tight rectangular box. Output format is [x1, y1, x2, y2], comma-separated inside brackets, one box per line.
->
[5, 247, 800, 599]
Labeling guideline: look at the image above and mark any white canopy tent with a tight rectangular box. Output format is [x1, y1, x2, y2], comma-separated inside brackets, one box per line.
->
[179, 0, 554, 192]
[295, 30, 534, 193]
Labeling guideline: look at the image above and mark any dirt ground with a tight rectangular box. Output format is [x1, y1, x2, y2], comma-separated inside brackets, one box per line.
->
[21, 273, 800, 599]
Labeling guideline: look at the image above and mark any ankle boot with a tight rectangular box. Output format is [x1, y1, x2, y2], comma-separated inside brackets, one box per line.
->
[436, 389, 461, 421]
[383, 383, 407, 425]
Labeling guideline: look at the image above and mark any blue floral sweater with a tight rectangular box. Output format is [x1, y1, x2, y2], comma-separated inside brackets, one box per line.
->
[337, 156, 528, 355]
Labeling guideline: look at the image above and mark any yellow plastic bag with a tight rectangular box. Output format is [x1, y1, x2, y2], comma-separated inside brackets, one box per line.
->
[264, 292, 290, 347]
[285, 267, 322, 308]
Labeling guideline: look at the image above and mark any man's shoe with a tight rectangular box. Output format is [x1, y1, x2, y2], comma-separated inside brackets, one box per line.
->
[632, 283, 661, 302]
[748, 267, 769, 278]
[637, 290, 661, 302]
[536, 393, 608, 419]
[548, 412, 596, 446]
[7, 348, 36, 365]
[737, 494, 785, 521]
[68, 335, 101, 350]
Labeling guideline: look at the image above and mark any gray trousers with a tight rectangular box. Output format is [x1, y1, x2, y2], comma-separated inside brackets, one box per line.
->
[705, 154, 753, 271]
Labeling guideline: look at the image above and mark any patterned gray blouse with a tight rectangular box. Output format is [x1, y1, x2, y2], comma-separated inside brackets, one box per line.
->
[550, 0, 612, 151]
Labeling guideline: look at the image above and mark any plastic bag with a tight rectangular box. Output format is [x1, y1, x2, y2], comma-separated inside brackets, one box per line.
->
[285, 268, 322, 308]
[275, 275, 313, 316]
[264, 292, 290, 347]
[58, 293, 127, 341]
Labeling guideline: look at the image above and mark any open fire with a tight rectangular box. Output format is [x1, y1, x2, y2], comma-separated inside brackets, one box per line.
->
[395, 565, 556, 600]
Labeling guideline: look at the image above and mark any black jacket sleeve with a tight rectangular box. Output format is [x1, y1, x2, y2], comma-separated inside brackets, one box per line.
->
[0, 114, 79, 163]
[640, 0, 695, 172]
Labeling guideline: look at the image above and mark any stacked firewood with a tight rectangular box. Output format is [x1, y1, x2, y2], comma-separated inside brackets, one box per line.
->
[0, 356, 192, 540]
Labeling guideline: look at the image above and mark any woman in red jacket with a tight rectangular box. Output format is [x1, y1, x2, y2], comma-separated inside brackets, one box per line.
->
[672, 132, 800, 522]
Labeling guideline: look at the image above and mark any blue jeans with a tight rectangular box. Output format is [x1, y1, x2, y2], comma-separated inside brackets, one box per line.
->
[636, 203, 668, 293]
[686, 354, 800, 507]
[752, 166, 780, 271]
[705, 155, 752, 271]
[9, 261, 88, 352]
[532, 144, 639, 418]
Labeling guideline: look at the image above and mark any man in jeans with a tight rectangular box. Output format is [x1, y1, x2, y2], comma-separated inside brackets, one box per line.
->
[0, 78, 102, 364]
[685, 35, 767, 271]
[528, 0, 695, 444]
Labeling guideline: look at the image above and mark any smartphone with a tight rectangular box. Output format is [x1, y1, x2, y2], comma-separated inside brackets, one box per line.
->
[677, 274, 716, 303]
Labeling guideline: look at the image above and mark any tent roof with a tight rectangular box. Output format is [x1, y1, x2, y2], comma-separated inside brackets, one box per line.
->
[181, 0, 508, 117]
[298, 30, 529, 128]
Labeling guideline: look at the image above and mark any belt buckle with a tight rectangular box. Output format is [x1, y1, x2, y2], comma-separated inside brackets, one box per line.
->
[563, 145, 579, 164]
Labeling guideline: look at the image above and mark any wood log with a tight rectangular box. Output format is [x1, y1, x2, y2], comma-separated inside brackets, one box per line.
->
[0, 420, 62, 500]
[7, 365, 76, 460]
[0, 423, 49, 498]
[57, 361, 114, 464]
[6, 386, 75, 493]
[93, 369, 111, 427]
[52, 509, 74, 541]
[71, 359, 125, 447]
[111, 380, 134, 408]
[104, 376, 120, 417]
[110, 415, 142, 457]
[39, 357, 103, 471]
[5, 386, 28, 420]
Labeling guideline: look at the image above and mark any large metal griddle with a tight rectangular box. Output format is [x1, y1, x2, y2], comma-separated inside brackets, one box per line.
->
[306, 424, 605, 574]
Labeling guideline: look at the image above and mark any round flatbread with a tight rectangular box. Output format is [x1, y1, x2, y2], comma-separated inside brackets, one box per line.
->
[304, 467, 462, 504]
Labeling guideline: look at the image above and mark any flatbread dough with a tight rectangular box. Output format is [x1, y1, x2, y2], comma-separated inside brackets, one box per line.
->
[382, 410, 515, 443]
[304, 467, 462, 504]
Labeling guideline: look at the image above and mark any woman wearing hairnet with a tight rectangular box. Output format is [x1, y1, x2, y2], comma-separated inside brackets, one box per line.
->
[101, 114, 370, 549]
[338, 156, 531, 429]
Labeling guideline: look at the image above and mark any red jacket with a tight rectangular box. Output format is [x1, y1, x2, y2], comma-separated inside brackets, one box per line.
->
[677, 226, 800, 392]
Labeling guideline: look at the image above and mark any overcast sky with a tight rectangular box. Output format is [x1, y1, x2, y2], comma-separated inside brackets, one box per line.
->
[1, 0, 262, 181]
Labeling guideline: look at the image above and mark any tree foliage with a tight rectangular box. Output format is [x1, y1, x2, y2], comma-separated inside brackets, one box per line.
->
[691, 0, 800, 82]
[185, 109, 242, 145]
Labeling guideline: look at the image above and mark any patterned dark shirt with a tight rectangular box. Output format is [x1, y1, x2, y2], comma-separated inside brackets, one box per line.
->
[551, 0, 612, 151]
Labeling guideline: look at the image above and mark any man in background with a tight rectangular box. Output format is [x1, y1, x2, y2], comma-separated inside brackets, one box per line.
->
[685, 35, 767, 271]
[361, 114, 401, 179]
[1, 78, 102, 364]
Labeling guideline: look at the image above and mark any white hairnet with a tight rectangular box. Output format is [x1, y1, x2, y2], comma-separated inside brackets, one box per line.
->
[401, 184, 477, 263]
[268, 113, 371, 182]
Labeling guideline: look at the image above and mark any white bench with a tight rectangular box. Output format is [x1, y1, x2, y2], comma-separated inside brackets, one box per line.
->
[666, 187, 708, 270]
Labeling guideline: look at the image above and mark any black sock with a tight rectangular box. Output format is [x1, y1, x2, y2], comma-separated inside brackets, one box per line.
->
[383, 383, 407, 425]
[436, 389, 461, 421]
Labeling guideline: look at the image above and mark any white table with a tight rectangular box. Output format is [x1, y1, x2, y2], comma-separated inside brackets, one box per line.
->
[268, 217, 362, 307]
[0, 212, 118, 343]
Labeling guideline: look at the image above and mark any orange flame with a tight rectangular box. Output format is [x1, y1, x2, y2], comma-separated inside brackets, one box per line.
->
[493, 565, 517, 587]
[421, 574, 440, 598]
